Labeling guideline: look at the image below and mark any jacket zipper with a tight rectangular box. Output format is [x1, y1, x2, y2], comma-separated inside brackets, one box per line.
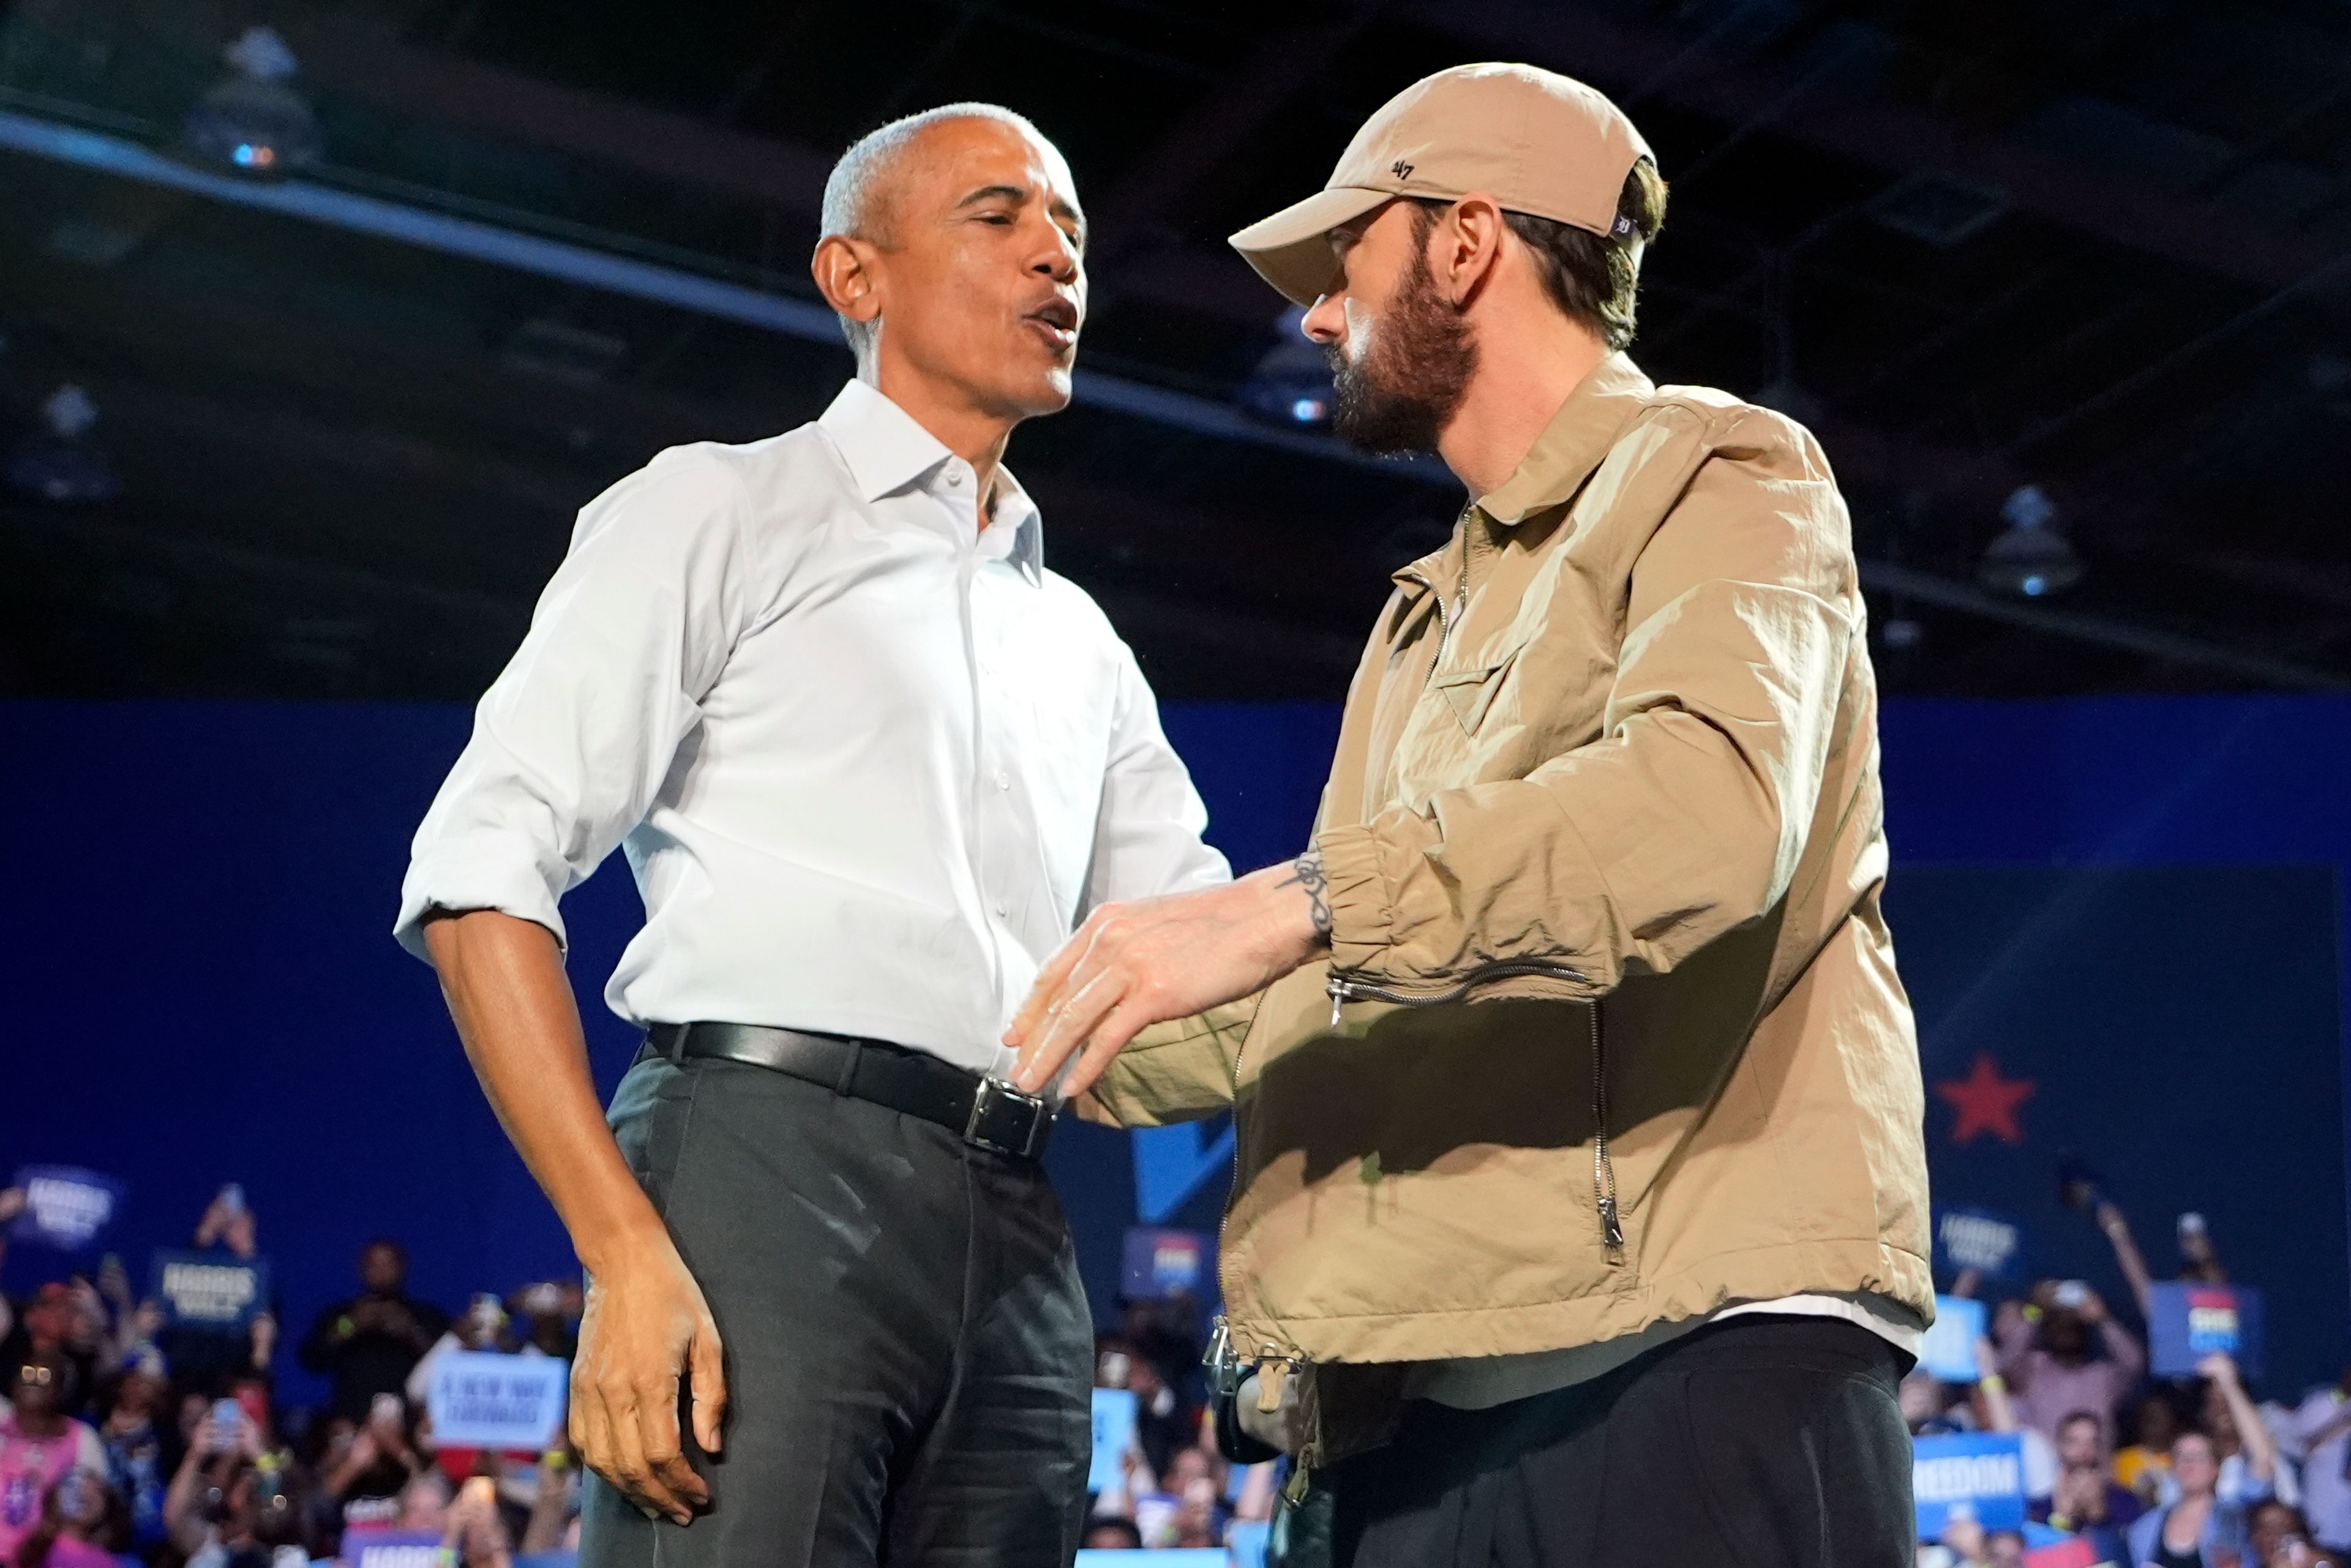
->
[1327, 962, 1624, 1266]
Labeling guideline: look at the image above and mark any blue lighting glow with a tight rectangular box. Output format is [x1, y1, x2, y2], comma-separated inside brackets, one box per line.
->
[1289, 397, 1327, 424]
[2021, 574, 2049, 597]
[233, 143, 257, 166]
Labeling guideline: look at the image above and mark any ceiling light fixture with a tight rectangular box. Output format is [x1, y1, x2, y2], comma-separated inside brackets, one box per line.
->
[1977, 484, 2082, 599]
[181, 27, 323, 178]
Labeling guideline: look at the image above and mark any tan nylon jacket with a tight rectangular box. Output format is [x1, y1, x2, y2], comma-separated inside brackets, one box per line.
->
[1085, 353, 1932, 1461]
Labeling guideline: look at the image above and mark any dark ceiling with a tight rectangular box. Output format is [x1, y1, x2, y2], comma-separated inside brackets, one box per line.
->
[2, 0, 2349, 701]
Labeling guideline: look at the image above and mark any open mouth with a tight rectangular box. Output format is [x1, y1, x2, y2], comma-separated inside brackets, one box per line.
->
[1024, 298, 1080, 352]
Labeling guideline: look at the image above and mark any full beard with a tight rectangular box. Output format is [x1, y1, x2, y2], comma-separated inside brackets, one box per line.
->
[1327, 247, 1477, 456]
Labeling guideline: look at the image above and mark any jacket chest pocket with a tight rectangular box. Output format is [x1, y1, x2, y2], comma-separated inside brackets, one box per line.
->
[1428, 647, 1520, 735]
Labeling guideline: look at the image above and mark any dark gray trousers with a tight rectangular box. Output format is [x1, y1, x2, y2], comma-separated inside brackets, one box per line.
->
[579, 1051, 1093, 1568]
[1325, 1316, 1915, 1568]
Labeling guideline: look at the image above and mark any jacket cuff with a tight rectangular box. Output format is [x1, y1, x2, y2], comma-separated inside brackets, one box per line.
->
[1317, 823, 1394, 977]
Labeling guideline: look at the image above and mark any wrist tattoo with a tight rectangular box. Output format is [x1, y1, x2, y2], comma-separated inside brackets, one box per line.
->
[1280, 848, 1333, 945]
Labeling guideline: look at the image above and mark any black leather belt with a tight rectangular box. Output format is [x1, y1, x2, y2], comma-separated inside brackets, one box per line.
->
[643, 1021, 1055, 1161]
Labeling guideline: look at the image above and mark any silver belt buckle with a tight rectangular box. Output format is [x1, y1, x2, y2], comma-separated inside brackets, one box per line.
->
[964, 1076, 1050, 1157]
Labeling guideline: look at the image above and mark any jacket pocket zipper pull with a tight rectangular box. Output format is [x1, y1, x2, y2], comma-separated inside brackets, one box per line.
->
[1326, 973, 1349, 1030]
[1254, 1359, 1291, 1414]
[1597, 1194, 1625, 1266]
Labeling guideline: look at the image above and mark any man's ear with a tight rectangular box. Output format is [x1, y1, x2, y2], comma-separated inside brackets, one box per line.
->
[1435, 195, 1507, 308]
[812, 234, 883, 331]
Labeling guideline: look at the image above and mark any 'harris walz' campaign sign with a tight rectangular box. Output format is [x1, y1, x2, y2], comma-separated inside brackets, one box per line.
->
[1120, 1227, 1211, 1300]
[424, 1352, 569, 1452]
[2148, 1281, 2265, 1379]
[1913, 1432, 2027, 1538]
[10, 1166, 124, 1251]
[150, 1250, 269, 1328]
[341, 1529, 449, 1568]
[1932, 1205, 2026, 1283]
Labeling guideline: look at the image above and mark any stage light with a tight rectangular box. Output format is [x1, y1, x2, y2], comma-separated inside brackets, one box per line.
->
[181, 28, 323, 179]
[1237, 307, 1335, 429]
[1977, 484, 2081, 598]
[5, 384, 122, 504]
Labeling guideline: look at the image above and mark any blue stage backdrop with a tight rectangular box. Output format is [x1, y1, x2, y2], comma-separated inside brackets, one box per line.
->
[0, 696, 2342, 1397]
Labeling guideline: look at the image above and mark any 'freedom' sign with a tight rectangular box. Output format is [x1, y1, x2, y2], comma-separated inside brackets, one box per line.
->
[1913, 1432, 2026, 1539]
[424, 1352, 569, 1451]
[150, 1250, 269, 1327]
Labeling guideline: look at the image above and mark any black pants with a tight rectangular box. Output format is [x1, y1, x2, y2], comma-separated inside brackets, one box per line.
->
[579, 1051, 1093, 1568]
[1326, 1316, 1914, 1568]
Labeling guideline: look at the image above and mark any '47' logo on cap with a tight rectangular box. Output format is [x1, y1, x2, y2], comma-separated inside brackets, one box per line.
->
[1390, 159, 1414, 181]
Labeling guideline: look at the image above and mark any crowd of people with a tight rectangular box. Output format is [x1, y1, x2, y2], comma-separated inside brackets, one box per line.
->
[1082, 1300, 1278, 1553]
[0, 1188, 583, 1568]
[1910, 1196, 2343, 1568]
[2, 1177, 2341, 1568]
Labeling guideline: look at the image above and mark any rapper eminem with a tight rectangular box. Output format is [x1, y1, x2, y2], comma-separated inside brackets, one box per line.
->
[395, 103, 1227, 1567]
[1007, 64, 1931, 1567]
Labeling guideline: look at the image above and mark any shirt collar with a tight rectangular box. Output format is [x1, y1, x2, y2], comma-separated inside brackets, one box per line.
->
[1472, 352, 1657, 528]
[817, 379, 1044, 585]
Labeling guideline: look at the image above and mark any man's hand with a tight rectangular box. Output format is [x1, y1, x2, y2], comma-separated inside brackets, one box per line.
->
[570, 1236, 726, 1526]
[1004, 855, 1330, 1098]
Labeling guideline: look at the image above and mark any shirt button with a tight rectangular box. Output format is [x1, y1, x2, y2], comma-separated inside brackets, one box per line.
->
[993, 900, 1009, 918]
[945, 471, 964, 488]
[994, 770, 1011, 790]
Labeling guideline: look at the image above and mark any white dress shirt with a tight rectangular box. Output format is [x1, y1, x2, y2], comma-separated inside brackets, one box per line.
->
[396, 378, 1231, 1076]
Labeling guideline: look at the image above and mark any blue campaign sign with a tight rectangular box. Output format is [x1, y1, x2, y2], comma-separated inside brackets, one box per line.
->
[149, 1250, 269, 1327]
[342, 1530, 449, 1568]
[1920, 1295, 1988, 1383]
[1933, 1205, 2027, 1282]
[1913, 1432, 2027, 1539]
[1121, 1226, 1212, 1300]
[1087, 1387, 1137, 1493]
[424, 1351, 569, 1451]
[1074, 1556, 1223, 1567]
[2147, 1282, 2265, 1379]
[1228, 1521, 1271, 1568]
[10, 1166, 124, 1250]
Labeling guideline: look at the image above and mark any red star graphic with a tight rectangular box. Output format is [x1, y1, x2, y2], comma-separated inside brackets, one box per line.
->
[1937, 1053, 2036, 1145]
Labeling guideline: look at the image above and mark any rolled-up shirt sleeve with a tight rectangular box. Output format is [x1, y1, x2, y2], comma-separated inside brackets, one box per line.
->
[394, 448, 756, 958]
[1082, 640, 1232, 910]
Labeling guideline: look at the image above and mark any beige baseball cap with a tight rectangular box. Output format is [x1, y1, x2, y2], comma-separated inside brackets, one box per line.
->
[1229, 62, 1652, 307]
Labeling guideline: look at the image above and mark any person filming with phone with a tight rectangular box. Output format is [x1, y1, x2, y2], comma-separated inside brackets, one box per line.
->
[298, 1242, 446, 1424]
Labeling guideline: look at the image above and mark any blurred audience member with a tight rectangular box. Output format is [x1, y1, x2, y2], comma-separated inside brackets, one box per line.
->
[2, 1354, 106, 1562]
[1082, 1516, 1142, 1550]
[2119, 1395, 2185, 1502]
[320, 1397, 426, 1520]
[1993, 1281, 2145, 1453]
[2128, 1431, 2251, 1568]
[2281, 1372, 2351, 1554]
[444, 1475, 511, 1568]
[14, 1468, 130, 1568]
[2033, 1411, 2140, 1564]
[93, 1360, 172, 1552]
[162, 1191, 273, 1398]
[2160, 1353, 2287, 1512]
[298, 1244, 444, 1422]
[2252, 1501, 2319, 1568]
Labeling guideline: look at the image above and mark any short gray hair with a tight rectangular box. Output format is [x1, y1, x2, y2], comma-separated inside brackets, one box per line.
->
[819, 102, 1048, 361]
